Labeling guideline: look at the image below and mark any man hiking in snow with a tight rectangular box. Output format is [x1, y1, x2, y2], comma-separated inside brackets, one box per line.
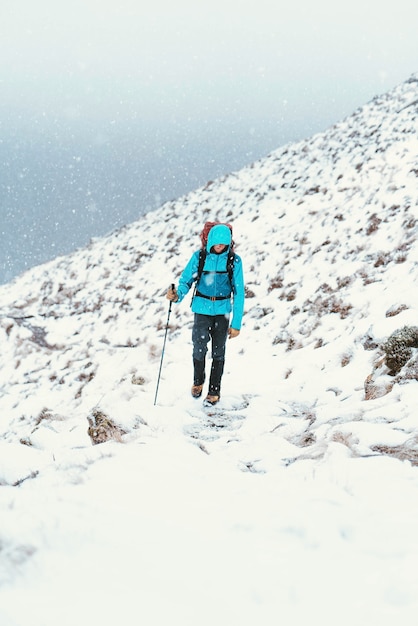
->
[166, 222, 245, 406]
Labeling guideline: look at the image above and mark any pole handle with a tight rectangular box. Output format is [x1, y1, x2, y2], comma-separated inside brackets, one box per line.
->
[169, 283, 175, 309]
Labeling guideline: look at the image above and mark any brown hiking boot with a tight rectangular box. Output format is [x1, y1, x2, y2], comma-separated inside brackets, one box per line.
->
[191, 384, 203, 398]
[204, 394, 220, 406]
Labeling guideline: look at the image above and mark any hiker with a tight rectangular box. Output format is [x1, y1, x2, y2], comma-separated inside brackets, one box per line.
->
[166, 223, 245, 405]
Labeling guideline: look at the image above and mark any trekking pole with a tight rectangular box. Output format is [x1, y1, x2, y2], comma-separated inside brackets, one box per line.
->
[154, 284, 175, 406]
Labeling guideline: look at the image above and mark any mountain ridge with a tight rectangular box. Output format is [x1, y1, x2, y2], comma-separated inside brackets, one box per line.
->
[0, 73, 417, 439]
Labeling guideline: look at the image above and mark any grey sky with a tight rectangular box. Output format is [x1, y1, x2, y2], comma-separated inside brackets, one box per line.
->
[3, 1, 417, 123]
[1, 0, 417, 283]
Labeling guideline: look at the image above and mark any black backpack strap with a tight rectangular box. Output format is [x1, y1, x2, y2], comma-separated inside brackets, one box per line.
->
[197, 248, 207, 282]
[192, 249, 236, 304]
[191, 249, 207, 304]
[197, 250, 236, 285]
[227, 252, 236, 286]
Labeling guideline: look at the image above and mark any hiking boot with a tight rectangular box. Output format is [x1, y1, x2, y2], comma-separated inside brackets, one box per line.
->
[191, 384, 203, 398]
[204, 394, 220, 406]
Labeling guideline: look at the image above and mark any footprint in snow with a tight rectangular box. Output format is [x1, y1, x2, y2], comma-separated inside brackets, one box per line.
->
[183, 394, 250, 443]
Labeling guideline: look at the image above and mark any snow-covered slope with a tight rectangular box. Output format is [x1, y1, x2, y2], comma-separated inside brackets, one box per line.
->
[0, 75, 417, 625]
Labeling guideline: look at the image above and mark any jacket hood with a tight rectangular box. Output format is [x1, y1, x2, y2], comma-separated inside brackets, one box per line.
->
[206, 224, 232, 252]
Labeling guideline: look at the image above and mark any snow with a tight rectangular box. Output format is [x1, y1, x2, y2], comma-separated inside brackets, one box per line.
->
[0, 76, 418, 625]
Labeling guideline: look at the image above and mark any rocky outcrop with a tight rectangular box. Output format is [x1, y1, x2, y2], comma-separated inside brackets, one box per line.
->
[365, 326, 418, 400]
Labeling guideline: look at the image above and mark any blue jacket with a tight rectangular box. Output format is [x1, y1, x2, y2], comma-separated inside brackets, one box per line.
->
[175, 224, 245, 330]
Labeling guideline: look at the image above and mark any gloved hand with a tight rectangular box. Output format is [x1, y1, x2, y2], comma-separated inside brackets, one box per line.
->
[166, 285, 178, 302]
[228, 327, 240, 339]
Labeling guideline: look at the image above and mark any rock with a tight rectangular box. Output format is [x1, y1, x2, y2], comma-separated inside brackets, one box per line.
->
[87, 409, 126, 445]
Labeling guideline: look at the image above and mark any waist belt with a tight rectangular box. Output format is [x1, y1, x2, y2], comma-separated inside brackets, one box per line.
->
[195, 290, 231, 301]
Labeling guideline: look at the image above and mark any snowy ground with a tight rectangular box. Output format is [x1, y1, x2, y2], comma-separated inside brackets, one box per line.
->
[0, 76, 417, 625]
[1, 345, 418, 625]
[1, 346, 418, 626]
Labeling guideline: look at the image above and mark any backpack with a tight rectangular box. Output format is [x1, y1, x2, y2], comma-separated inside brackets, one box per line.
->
[196, 222, 236, 286]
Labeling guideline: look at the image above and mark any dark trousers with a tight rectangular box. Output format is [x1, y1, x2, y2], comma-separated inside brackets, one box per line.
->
[192, 314, 228, 395]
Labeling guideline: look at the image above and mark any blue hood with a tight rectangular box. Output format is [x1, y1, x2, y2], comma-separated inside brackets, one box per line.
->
[206, 224, 232, 252]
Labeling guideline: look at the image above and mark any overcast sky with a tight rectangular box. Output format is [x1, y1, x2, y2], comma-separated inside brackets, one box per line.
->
[1, 0, 417, 283]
